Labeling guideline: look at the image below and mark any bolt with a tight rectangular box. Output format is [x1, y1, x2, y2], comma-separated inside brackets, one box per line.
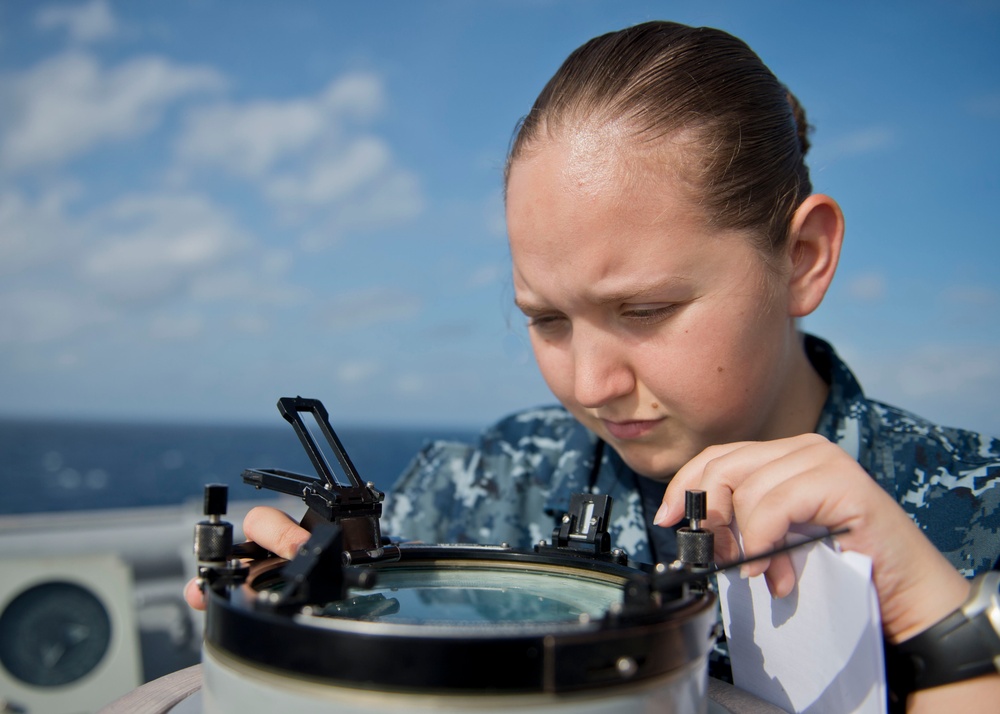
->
[616, 657, 638, 678]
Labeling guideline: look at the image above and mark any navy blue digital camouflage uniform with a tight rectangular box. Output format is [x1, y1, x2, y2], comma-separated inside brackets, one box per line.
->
[383, 334, 1000, 577]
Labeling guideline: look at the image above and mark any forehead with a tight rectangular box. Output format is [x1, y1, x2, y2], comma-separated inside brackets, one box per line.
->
[506, 127, 707, 230]
[510, 120, 704, 193]
[534, 122, 632, 194]
[505, 133, 763, 304]
[506, 133, 709, 254]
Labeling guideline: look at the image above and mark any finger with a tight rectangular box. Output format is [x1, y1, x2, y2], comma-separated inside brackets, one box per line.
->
[734, 456, 876, 600]
[762, 553, 796, 599]
[737, 464, 866, 564]
[243, 506, 311, 560]
[712, 522, 742, 564]
[728, 438, 848, 538]
[657, 434, 831, 527]
[730, 455, 974, 639]
[680, 437, 843, 580]
[657, 441, 755, 526]
[184, 577, 206, 611]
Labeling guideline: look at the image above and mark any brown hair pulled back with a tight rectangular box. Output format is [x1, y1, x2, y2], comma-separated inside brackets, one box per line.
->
[506, 21, 813, 256]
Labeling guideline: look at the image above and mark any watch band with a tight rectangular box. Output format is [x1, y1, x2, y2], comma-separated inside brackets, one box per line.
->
[885, 569, 1000, 705]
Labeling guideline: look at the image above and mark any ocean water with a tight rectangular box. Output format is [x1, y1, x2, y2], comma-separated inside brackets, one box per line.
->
[0, 418, 478, 516]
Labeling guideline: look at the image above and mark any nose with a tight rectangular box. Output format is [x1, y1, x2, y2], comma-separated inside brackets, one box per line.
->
[572, 327, 635, 409]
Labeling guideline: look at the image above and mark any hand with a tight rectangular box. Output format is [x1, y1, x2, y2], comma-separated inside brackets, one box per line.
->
[655, 433, 969, 644]
[183, 506, 311, 611]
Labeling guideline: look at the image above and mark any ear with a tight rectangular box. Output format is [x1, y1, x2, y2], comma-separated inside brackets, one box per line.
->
[785, 194, 844, 318]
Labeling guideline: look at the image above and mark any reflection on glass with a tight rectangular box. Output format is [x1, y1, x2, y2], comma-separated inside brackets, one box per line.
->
[315, 565, 621, 626]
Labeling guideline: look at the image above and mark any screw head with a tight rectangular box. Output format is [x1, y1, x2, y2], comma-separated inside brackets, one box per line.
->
[616, 657, 638, 678]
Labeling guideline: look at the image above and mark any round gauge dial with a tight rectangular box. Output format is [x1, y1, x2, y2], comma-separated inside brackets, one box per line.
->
[0, 581, 112, 687]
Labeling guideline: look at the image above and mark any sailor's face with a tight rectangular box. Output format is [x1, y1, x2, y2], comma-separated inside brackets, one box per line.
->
[506, 132, 797, 480]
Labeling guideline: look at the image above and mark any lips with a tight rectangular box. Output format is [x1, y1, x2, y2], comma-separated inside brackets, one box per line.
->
[601, 418, 664, 440]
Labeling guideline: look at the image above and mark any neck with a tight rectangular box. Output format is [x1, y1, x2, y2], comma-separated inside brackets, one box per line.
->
[761, 331, 830, 440]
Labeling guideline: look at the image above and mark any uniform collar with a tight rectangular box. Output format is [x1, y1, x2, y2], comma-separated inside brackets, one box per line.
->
[807, 333, 869, 461]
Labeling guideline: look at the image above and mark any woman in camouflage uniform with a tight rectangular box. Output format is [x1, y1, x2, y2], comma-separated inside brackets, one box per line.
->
[189, 20, 1000, 711]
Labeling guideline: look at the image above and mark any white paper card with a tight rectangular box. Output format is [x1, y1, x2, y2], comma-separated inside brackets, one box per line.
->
[717, 531, 886, 713]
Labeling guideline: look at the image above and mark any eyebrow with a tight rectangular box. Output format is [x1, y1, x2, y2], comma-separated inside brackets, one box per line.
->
[514, 276, 693, 314]
[513, 298, 548, 316]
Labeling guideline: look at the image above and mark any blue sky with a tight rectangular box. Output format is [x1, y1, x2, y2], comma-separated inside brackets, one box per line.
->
[1, 0, 998, 435]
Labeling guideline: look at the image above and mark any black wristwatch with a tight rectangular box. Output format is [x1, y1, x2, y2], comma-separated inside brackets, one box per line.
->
[885, 569, 1000, 708]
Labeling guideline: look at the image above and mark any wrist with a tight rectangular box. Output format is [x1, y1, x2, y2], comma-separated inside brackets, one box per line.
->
[885, 570, 1000, 707]
[887, 570, 971, 645]
[877, 524, 971, 644]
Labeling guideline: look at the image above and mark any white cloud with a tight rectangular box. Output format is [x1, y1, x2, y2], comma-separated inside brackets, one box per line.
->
[260, 249, 294, 275]
[296, 169, 424, 251]
[465, 264, 505, 290]
[337, 361, 381, 384]
[821, 126, 895, 160]
[321, 72, 384, 119]
[148, 312, 204, 341]
[318, 287, 423, 331]
[230, 314, 270, 335]
[844, 272, 886, 302]
[0, 288, 115, 344]
[174, 71, 423, 246]
[894, 345, 1000, 400]
[840, 341, 1000, 436]
[0, 185, 82, 275]
[188, 267, 307, 307]
[187, 248, 306, 307]
[266, 137, 391, 205]
[177, 97, 332, 178]
[334, 170, 423, 227]
[81, 193, 248, 301]
[176, 72, 385, 178]
[36, 0, 118, 43]
[0, 52, 224, 171]
[394, 374, 426, 395]
[0, 185, 307, 345]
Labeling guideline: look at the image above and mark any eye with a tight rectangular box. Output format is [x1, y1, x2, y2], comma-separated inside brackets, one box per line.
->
[527, 313, 569, 335]
[621, 304, 679, 325]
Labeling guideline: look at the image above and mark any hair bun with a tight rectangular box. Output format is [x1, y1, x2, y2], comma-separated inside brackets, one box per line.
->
[785, 88, 812, 157]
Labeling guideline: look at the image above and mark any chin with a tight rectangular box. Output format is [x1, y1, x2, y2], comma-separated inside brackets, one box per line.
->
[613, 445, 685, 483]
[576, 414, 691, 481]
